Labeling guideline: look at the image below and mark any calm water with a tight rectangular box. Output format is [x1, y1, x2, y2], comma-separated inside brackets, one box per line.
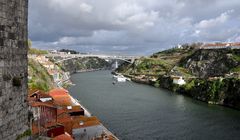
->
[68, 71, 240, 140]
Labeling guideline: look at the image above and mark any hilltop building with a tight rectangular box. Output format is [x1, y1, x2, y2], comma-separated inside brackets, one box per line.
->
[200, 42, 240, 49]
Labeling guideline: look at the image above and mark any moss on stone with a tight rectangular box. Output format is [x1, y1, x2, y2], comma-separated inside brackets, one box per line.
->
[16, 129, 31, 140]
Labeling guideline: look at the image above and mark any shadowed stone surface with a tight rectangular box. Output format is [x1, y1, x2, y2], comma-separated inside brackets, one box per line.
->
[0, 0, 29, 139]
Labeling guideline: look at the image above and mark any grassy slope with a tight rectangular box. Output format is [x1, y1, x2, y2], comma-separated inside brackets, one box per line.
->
[28, 58, 55, 91]
[28, 47, 48, 55]
[117, 47, 240, 109]
[117, 48, 195, 77]
[118, 48, 240, 78]
[58, 57, 110, 73]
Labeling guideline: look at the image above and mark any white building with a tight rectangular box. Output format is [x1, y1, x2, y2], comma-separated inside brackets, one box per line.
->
[52, 72, 61, 82]
[177, 44, 182, 49]
[42, 61, 55, 69]
[200, 42, 240, 49]
[173, 76, 186, 85]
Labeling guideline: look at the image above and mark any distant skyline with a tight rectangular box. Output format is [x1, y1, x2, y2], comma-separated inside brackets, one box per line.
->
[29, 0, 240, 55]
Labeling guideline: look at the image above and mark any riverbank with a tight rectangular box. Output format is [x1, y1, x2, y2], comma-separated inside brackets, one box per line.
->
[115, 47, 240, 110]
[67, 71, 119, 140]
[68, 70, 240, 140]
[76, 68, 108, 73]
[68, 89, 119, 140]
[28, 53, 118, 139]
[116, 72, 240, 110]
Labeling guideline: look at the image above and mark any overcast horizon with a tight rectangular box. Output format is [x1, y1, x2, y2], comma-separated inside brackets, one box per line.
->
[29, 0, 240, 55]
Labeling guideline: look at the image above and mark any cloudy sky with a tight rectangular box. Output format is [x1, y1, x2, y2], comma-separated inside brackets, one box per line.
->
[29, 0, 240, 55]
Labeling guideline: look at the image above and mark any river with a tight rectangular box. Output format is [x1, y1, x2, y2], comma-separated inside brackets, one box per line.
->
[68, 70, 240, 140]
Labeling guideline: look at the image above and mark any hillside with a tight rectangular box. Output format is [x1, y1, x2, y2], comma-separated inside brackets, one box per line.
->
[28, 47, 48, 55]
[118, 48, 240, 78]
[28, 58, 55, 91]
[117, 46, 240, 109]
[117, 47, 196, 78]
[56, 57, 110, 74]
[180, 49, 240, 78]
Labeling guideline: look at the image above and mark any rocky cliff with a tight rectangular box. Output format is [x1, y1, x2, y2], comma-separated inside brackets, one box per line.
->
[57, 57, 110, 74]
[156, 76, 240, 109]
[117, 47, 240, 109]
[180, 49, 240, 78]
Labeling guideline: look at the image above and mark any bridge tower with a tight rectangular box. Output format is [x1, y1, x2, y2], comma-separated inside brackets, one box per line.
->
[115, 60, 118, 69]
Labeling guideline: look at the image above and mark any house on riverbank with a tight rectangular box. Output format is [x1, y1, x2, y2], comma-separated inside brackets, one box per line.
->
[29, 54, 72, 87]
[28, 89, 118, 140]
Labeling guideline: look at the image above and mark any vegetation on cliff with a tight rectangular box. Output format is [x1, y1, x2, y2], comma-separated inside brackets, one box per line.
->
[117, 44, 240, 109]
[57, 57, 110, 73]
[28, 47, 48, 55]
[179, 49, 240, 78]
[118, 46, 196, 77]
[28, 58, 54, 91]
[28, 39, 48, 55]
[179, 78, 240, 108]
[59, 49, 79, 54]
[118, 57, 173, 76]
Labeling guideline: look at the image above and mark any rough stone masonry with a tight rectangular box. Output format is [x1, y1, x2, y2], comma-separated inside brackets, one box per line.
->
[0, 0, 29, 139]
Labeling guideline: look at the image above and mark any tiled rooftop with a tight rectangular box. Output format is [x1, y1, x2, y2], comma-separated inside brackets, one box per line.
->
[28, 88, 118, 140]
[53, 132, 73, 140]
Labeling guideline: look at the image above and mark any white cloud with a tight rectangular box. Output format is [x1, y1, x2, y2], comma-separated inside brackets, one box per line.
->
[113, 3, 158, 30]
[29, 0, 240, 55]
[79, 3, 93, 13]
[236, 36, 240, 42]
[196, 10, 233, 29]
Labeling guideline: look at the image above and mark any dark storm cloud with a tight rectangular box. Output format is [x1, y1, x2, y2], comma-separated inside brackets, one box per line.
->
[29, 0, 240, 55]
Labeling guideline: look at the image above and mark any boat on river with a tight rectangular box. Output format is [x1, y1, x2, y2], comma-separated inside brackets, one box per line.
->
[113, 75, 127, 82]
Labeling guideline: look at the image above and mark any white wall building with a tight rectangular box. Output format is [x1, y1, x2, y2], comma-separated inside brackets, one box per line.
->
[173, 77, 186, 85]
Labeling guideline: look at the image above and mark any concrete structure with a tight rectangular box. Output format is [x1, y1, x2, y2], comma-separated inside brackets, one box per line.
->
[0, 0, 29, 139]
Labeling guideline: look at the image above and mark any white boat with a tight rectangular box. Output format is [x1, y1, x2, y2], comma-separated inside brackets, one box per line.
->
[126, 78, 131, 81]
[116, 77, 127, 82]
[113, 74, 127, 82]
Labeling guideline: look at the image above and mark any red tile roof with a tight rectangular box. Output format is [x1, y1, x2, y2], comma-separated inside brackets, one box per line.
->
[56, 116, 101, 135]
[57, 106, 84, 116]
[49, 88, 79, 106]
[29, 101, 56, 108]
[29, 90, 52, 99]
[49, 88, 69, 96]
[53, 133, 73, 140]
[203, 42, 240, 47]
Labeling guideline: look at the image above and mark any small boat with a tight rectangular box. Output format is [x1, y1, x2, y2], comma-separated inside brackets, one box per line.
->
[126, 78, 131, 81]
[113, 74, 127, 82]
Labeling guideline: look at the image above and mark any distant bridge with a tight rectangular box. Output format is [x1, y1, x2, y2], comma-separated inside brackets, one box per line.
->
[45, 53, 139, 64]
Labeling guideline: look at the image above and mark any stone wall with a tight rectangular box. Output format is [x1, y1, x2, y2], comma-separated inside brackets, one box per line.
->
[0, 0, 29, 139]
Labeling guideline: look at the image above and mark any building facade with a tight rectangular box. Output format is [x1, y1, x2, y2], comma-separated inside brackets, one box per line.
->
[0, 0, 29, 139]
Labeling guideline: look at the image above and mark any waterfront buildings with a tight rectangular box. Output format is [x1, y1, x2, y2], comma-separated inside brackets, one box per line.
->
[29, 55, 71, 87]
[200, 42, 240, 49]
[28, 88, 117, 139]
